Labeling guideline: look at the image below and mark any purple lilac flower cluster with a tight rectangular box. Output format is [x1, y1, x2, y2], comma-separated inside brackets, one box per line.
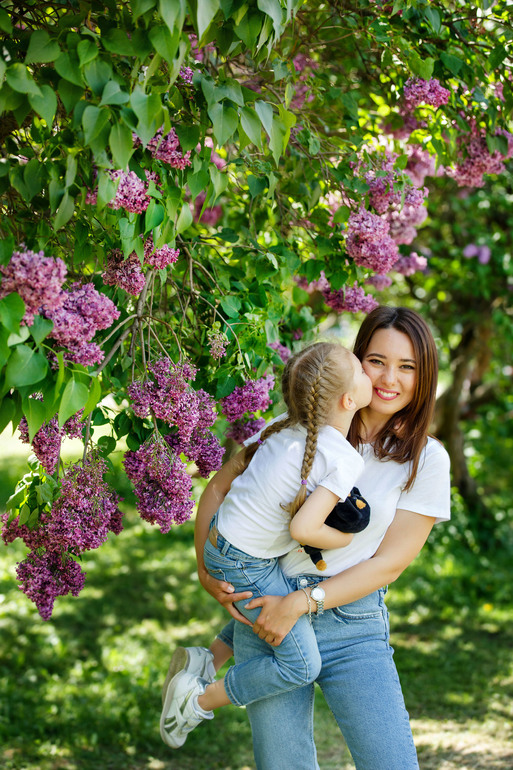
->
[3, 453, 123, 619]
[207, 330, 228, 360]
[179, 66, 194, 84]
[18, 408, 84, 475]
[0, 247, 67, 325]
[221, 375, 275, 423]
[463, 244, 491, 264]
[405, 146, 438, 188]
[188, 34, 216, 62]
[103, 248, 146, 296]
[45, 282, 120, 366]
[164, 428, 225, 478]
[345, 208, 399, 273]
[322, 283, 379, 314]
[290, 54, 318, 112]
[402, 78, 450, 112]
[366, 274, 393, 291]
[143, 236, 180, 269]
[226, 417, 266, 444]
[447, 122, 513, 188]
[268, 341, 291, 362]
[386, 186, 429, 246]
[124, 436, 194, 532]
[86, 170, 159, 214]
[146, 128, 192, 169]
[393, 252, 428, 275]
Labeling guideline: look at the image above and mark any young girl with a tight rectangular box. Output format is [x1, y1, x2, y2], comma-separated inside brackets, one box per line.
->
[160, 341, 373, 748]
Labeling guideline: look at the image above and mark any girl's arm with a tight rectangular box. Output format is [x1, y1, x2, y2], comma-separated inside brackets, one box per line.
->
[289, 485, 354, 549]
[194, 451, 253, 624]
[248, 508, 436, 645]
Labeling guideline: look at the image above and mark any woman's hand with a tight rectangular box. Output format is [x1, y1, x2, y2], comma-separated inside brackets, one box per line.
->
[245, 591, 306, 646]
[198, 567, 253, 626]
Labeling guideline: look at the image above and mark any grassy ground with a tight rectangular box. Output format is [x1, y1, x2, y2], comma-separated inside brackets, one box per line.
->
[1, 436, 512, 770]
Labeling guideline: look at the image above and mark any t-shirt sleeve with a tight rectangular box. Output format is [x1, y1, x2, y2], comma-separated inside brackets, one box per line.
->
[318, 449, 365, 502]
[397, 440, 451, 522]
[242, 413, 288, 447]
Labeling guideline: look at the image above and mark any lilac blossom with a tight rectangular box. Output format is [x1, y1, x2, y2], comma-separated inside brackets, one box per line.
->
[0, 247, 66, 325]
[221, 375, 274, 422]
[345, 209, 399, 273]
[402, 78, 450, 112]
[207, 330, 228, 359]
[322, 282, 378, 314]
[179, 66, 194, 84]
[226, 417, 266, 445]
[447, 123, 513, 188]
[103, 248, 146, 295]
[463, 244, 491, 264]
[146, 127, 192, 169]
[143, 236, 180, 269]
[124, 436, 194, 532]
[18, 407, 85, 475]
[366, 274, 393, 291]
[16, 550, 86, 621]
[164, 427, 225, 478]
[193, 191, 223, 226]
[393, 252, 428, 276]
[1, 511, 50, 550]
[268, 341, 291, 362]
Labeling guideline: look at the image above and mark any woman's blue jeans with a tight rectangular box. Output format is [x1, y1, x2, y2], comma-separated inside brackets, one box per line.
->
[217, 578, 419, 770]
[203, 533, 321, 706]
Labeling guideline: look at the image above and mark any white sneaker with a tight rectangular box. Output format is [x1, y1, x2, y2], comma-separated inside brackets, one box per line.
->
[160, 670, 214, 748]
[161, 646, 216, 706]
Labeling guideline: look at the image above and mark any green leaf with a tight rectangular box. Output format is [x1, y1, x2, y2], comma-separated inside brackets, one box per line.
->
[255, 100, 274, 137]
[489, 44, 508, 71]
[240, 106, 262, 148]
[54, 191, 75, 230]
[423, 7, 441, 34]
[54, 53, 84, 87]
[25, 30, 61, 63]
[216, 375, 236, 398]
[145, 200, 165, 231]
[159, 0, 187, 32]
[187, 167, 210, 199]
[208, 102, 238, 146]
[440, 52, 463, 77]
[82, 375, 101, 417]
[58, 377, 90, 427]
[58, 79, 83, 112]
[83, 59, 113, 96]
[149, 24, 180, 65]
[175, 124, 201, 151]
[0, 395, 16, 434]
[0, 328, 9, 370]
[82, 104, 111, 145]
[22, 396, 48, 442]
[100, 81, 130, 106]
[409, 53, 435, 81]
[176, 202, 193, 234]
[248, 175, 268, 197]
[28, 84, 58, 126]
[5, 345, 48, 387]
[257, 0, 284, 37]
[103, 29, 135, 56]
[133, 0, 157, 20]
[130, 88, 163, 146]
[0, 293, 25, 334]
[109, 122, 134, 168]
[77, 39, 98, 66]
[219, 296, 241, 317]
[209, 166, 228, 198]
[0, 8, 13, 34]
[196, 0, 220, 41]
[23, 158, 44, 200]
[30, 316, 54, 346]
[98, 434, 117, 456]
[6, 64, 43, 97]
[234, 12, 263, 48]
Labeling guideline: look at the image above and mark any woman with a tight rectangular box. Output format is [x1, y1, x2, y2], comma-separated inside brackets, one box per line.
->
[193, 306, 451, 769]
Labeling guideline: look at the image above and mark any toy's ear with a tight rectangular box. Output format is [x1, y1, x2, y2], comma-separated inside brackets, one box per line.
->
[356, 498, 366, 509]
[316, 559, 327, 571]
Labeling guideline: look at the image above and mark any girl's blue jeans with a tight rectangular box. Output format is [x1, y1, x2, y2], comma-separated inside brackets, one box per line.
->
[203, 530, 321, 707]
[217, 580, 419, 770]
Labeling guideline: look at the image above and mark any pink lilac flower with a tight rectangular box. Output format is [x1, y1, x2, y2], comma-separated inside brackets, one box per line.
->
[127, 358, 216, 444]
[495, 82, 505, 102]
[110, 170, 155, 213]
[345, 209, 399, 273]
[143, 236, 180, 269]
[103, 248, 146, 296]
[147, 127, 192, 169]
[268, 341, 291, 362]
[179, 66, 194, 84]
[405, 146, 438, 188]
[386, 187, 428, 245]
[462, 244, 491, 264]
[226, 417, 266, 445]
[447, 122, 513, 188]
[402, 78, 450, 112]
[1, 511, 50, 550]
[124, 436, 194, 532]
[193, 191, 223, 226]
[393, 252, 428, 275]
[0, 247, 67, 325]
[294, 271, 330, 294]
[322, 282, 378, 314]
[47, 454, 123, 553]
[366, 274, 393, 291]
[221, 375, 274, 422]
[197, 137, 225, 170]
[207, 330, 228, 360]
[16, 549, 86, 620]
[189, 33, 216, 62]
[45, 282, 120, 365]
[164, 428, 225, 478]
[18, 408, 85, 475]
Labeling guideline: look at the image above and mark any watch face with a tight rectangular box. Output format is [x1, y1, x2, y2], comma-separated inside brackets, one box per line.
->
[311, 586, 325, 601]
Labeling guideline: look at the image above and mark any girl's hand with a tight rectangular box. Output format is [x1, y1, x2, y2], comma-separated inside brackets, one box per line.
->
[245, 592, 306, 646]
[198, 568, 253, 626]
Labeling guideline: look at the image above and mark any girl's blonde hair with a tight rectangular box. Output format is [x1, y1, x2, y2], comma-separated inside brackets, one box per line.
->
[236, 342, 355, 516]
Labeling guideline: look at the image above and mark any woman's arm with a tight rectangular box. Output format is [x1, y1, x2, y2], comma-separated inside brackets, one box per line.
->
[248, 508, 436, 645]
[289, 485, 354, 549]
[194, 451, 254, 624]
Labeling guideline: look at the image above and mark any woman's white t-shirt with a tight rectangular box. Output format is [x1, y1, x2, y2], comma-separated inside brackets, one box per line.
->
[216, 422, 365, 559]
[280, 436, 451, 577]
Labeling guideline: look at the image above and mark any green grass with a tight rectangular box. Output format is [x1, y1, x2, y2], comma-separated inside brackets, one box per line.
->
[1, 444, 512, 769]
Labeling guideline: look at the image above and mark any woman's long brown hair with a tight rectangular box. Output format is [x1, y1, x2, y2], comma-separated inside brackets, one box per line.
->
[347, 306, 438, 491]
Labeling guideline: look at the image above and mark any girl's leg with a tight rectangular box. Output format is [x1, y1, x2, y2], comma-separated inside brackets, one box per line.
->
[210, 636, 233, 671]
[233, 620, 320, 770]
[313, 588, 419, 770]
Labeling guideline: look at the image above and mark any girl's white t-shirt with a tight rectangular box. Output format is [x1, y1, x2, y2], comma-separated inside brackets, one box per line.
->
[216, 422, 365, 559]
[280, 436, 451, 577]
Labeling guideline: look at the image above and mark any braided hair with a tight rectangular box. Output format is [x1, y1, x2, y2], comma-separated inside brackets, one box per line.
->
[236, 341, 356, 517]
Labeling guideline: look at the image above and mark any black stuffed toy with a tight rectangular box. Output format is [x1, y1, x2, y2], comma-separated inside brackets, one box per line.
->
[303, 487, 371, 571]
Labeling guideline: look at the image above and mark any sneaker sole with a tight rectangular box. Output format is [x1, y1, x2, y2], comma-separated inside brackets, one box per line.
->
[161, 647, 188, 707]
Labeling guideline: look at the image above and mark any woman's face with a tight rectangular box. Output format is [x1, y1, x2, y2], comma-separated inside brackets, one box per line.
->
[361, 327, 417, 418]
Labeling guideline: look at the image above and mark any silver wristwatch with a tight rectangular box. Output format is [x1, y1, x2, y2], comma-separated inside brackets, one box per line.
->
[310, 585, 325, 616]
